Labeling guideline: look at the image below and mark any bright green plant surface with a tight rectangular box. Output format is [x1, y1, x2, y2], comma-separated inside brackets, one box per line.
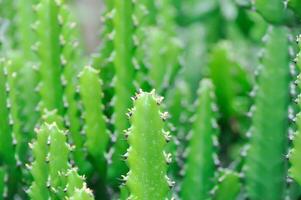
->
[1, 0, 301, 200]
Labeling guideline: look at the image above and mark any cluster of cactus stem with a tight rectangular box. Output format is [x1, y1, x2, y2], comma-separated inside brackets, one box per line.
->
[1, 0, 301, 199]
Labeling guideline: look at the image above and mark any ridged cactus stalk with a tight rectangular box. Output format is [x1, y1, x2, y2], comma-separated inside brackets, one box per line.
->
[290, 34, 301, 186]
[124, 90, 173, 199]
[2, 0, 301, 199]
[245, 26, 290, 200]
[79, 66, 109, 176]
[181, 79, 219, 200]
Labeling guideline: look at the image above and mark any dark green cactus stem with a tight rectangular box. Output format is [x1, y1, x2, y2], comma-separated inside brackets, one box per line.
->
[79, 66, 109, 175]
[34, 0, 65, 114]
[209, 42, 236, 122]
[28, 124, 50, 200]
[212, 170, 241, 200]
[0, 58, 16, 170]
[92, 0, 115, 110]
[59, 4, 88, 174]
[288, 0, 301, 18]
[68, 184, 95, 200]
[109, 0, 136, 183]
[290, 34, 301, 186]
[125, 90, 172, 199]
[0, 167, 5, 200]
[254, 0, 285, 24]
[165, 80, 192, 179]
[132, 0, 157, 89]
[245, 26, 290, 200]
[181, 79, 218, 200]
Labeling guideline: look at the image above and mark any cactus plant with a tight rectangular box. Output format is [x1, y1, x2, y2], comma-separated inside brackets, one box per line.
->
[2, 0, 301, 200]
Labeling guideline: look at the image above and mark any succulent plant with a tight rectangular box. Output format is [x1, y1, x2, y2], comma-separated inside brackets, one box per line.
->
[1, 0, 301, 200]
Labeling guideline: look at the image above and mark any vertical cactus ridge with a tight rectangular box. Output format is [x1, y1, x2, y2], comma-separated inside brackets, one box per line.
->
[131, 0, 157, 89]
[17, 62, 39, 147]
[48, 122, 70, 199]
[165, 80, 192, 179]
[109, 0, 136, 183]
[0, 58, 16, 167]
[34, 0, 64, 114]
[92, 1, 115, 118]
[181, 79, 219, 200]
[125, 90, 172, 199]
[59, 4, 87, 174]
[254, 0, 285, 24]
[289, 34, 301, 186]
[209, 42, 236, 122]
[28, 124, 50, 200]
[212, 169, 241, 200]
[0, 58, 21, 199]
[0, 167, 5, 200]
[68, 184, 95, 200]
[79, 66, 110, 175]
[4, 58, 25, 164]
[16, 0, 37, 59]
[245, 26, 290, 200]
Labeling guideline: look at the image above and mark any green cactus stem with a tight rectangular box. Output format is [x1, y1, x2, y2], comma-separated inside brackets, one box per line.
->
[28, 124, 50, 200]
[108, 0, 136, 183]
[290, 34, 301, 186]
[125, 90, 172, 199]
[245, 26, 290, 200]
[33, 0, 65, 114]
[181, 79, 219, 200]
[59, 4, 88, 174]
[66, 168, 84, 196]
[0, 58, 16, 170]
[48, 122, 70, 199]
[79, 66, 109, 175]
